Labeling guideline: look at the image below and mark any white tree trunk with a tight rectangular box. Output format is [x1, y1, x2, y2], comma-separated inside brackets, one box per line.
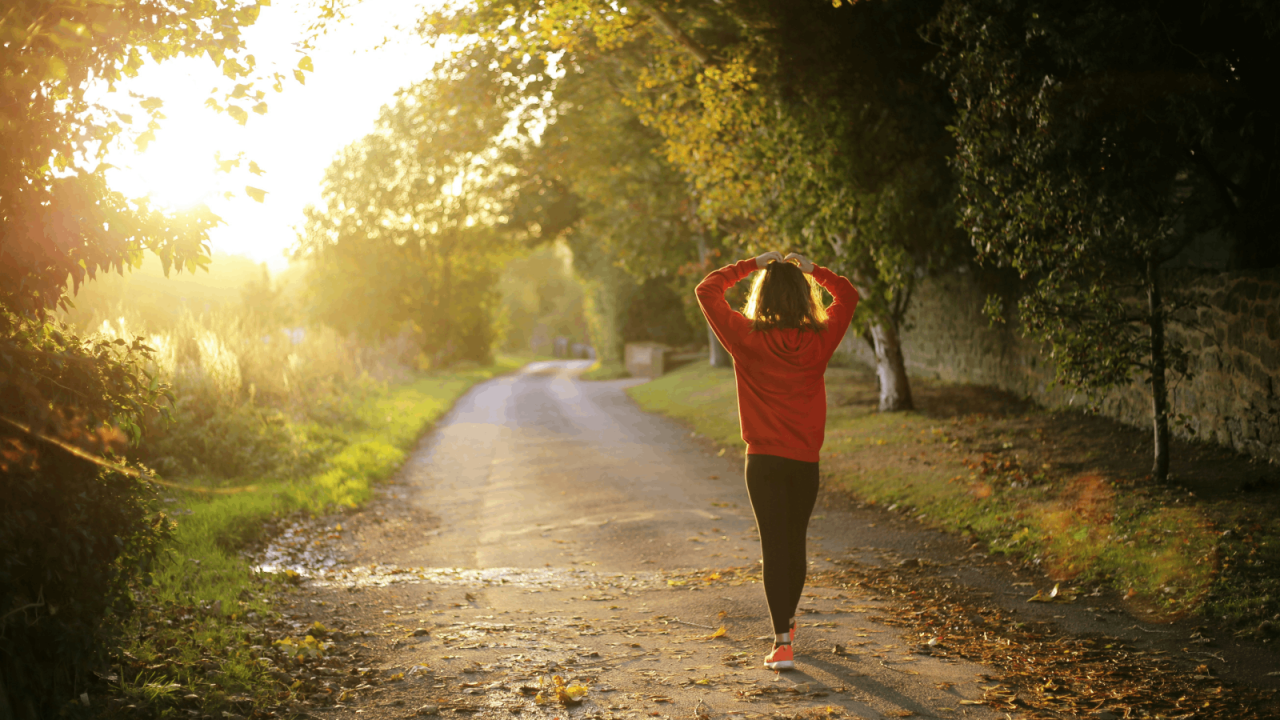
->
[870, 320, 913, 412]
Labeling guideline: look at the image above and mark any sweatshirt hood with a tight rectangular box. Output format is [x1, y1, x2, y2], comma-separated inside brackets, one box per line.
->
[760, 327, 822, 365]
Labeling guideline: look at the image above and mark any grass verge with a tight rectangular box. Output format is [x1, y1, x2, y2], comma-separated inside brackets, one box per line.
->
[580, 361, 630, 381]
[628, 361, 1280, 629]
[103, 358, 523, 717]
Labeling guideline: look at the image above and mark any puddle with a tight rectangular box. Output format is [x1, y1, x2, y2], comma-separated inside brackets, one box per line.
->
[292, 564, 665, 591]
[252, 517, 665, 591]
[251, 518, 344, 576]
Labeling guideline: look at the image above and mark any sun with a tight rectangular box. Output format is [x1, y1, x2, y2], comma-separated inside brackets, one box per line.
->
[103, 62, 240, 213]
[111, 125, 225, 211]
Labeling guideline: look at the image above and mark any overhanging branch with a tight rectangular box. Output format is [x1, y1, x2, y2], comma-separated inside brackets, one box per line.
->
[630, 0, 714, 66]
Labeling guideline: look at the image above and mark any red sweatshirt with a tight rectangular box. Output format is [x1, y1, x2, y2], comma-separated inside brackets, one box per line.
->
[695, 259, 859, 463]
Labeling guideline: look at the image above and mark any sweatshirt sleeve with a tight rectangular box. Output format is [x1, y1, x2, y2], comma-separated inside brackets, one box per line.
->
[695, 259, 758, 357]
[811, 265, 860, 358]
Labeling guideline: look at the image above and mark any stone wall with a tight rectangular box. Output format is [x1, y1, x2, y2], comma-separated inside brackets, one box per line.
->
[836, 267, 1280, 464]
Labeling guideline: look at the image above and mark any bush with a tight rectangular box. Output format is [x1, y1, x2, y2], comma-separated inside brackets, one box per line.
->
[89, 312, 395, 484]
[0, 456, 168, 718]
[0, 315, 172, 718]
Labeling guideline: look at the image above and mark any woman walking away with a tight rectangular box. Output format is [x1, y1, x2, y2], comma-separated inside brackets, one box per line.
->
[695, 251, 859, 671]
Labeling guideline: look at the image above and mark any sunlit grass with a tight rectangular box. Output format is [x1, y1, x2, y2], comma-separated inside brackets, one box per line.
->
[117, 357, 523, 715]
[627, 363, 742, 447]
[151, 358, 521, 606]
[628, 361, 1225, 618]
[580, 361, 631, 381]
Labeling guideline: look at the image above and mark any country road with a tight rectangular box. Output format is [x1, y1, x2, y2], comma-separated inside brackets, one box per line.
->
[259, 361, 1272, 720]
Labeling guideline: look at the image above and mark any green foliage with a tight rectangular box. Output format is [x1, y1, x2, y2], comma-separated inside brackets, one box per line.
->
[83, 300, 402, 484]
[0, 449, 170, 718]
[0, 0, 303, 319]
[623, 276, 703, 349]
[61, 253, 278, 332]
[580, 362, 631, 381]
[421, 0, 965, 409]
[110, 360, 521, 718]
[499, 242, 588, 354]
[630, 1, 961, 314]
[0, 0, 319, 711]
[932, 0, 1280, 478]
[296, 74, 517, 367]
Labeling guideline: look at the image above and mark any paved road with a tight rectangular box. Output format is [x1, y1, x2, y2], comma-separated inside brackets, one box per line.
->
[274, 361, 1011, 720]
[386, 359, 762, 572]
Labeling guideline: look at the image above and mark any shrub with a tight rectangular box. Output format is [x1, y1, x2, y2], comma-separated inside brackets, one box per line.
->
[0, 314, 171, 718]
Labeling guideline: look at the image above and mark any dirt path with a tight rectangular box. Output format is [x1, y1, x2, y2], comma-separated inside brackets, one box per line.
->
[257, 361, 1273, 720]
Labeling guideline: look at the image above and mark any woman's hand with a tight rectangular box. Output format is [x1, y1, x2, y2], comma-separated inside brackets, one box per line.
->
[755, 251, 784, 269]
[784, 252, 814, 273]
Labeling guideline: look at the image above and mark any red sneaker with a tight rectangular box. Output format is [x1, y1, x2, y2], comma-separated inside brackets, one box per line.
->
[764, 643, 794, 670]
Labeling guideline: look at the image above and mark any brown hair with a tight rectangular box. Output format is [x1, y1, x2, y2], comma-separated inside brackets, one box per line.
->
[741, 260, 828, 332]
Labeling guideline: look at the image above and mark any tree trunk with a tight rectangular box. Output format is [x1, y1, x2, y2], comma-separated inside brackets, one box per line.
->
[870, 320, 913, 412]
[693, 227, 731, 368]
[1147, 259, 1171, 482]
[708, 325, 733, 368]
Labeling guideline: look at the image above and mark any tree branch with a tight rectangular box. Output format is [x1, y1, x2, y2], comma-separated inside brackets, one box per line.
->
[1186, 146, 1242, 212]
[629, 0, 714, 67]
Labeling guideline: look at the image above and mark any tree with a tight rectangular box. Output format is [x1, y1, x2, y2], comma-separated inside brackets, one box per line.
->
[408, 34, 708, 369]
[516, 67, 705, 367]
[421, 0, 964, 409]
[932, 0, 1280, 481]
[295, 72, 517, 366]
[0, 0, 302, 713]
[499, 242, 588, 354]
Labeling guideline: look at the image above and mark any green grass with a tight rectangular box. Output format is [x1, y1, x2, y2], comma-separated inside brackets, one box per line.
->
[627, 362, 742, 446]
[580, 361, 631, 381]
[113, 357, 523, 716]
[627, 362, 1237, 620]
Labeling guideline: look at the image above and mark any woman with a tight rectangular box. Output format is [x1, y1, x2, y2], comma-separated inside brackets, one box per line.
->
[695, 250, 859, 670]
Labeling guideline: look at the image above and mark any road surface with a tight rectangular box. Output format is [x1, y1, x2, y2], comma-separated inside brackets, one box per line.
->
[263, 361, 1021, 720]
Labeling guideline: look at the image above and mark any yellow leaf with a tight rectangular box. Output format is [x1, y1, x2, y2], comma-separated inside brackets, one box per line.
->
[298, 55, 313, 72]
[246, 186, 267, 203]
[704, 626, 727, 639]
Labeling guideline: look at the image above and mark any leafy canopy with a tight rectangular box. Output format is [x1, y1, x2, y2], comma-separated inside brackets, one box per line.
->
[0, 0, 305, 321]
[421, 0, 962, 329]
[933, 0, 1280, 389]
[295, 70, 519, 365]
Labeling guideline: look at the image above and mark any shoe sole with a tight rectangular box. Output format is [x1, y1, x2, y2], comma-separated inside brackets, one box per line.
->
[765, 660, 794, 670]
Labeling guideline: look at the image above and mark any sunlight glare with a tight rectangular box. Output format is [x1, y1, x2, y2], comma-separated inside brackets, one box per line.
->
[111, 110, 225, 212]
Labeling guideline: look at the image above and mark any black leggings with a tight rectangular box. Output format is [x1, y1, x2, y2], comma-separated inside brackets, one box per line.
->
[745, 453, 820, 636]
